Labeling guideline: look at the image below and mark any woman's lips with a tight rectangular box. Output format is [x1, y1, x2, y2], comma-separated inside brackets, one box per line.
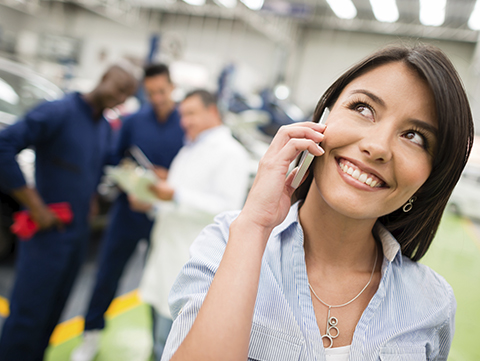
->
[337, 158, 386, 188]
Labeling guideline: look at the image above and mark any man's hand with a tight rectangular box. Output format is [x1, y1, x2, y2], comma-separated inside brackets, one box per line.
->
[128, 195, 153, 213]
[149, 180, 175, 201]
[30, 205, 63, 231]
[12, 186, 64, 230]
[152, 166, 168, 180]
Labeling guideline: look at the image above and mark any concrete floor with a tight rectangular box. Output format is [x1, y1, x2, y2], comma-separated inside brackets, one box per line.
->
[1, 212, 480, 361]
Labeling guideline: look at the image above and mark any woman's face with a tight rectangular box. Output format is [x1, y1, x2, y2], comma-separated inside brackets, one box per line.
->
[312, 61, 438, 220]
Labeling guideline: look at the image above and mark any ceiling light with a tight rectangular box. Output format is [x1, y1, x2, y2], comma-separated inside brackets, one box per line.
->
[469, 0, 480, 30]
[326, 0, 357, 20]
[240, 0, 264, 11]
[369, 0, 399, 23]
[214, 0, 237, 8]
[182, 0, 205, 5]
[419, 0, 446, 26]
[274, 84, 290, 100]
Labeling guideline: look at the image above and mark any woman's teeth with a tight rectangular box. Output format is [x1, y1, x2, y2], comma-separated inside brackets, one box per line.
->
[339, 161, 383, 188]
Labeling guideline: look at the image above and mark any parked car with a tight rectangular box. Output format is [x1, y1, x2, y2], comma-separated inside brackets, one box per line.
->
[0, 56, 64, 258]
[448, 165, 480, 221]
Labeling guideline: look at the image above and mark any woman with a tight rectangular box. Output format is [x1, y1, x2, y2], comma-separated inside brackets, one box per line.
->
[160, 44, 474, 361]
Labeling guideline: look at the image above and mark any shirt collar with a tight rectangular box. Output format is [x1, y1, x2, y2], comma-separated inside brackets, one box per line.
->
[272, 201, 301, 237]
[184, 125, 227, 146]
[273, 201, 402, 264]
[373, 222, 401, 263]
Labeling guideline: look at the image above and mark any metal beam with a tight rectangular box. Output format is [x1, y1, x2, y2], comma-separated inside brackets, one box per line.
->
[136, 1, 297, 47]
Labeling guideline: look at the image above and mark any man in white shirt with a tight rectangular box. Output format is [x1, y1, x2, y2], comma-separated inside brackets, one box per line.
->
[137, 89, 251, 360]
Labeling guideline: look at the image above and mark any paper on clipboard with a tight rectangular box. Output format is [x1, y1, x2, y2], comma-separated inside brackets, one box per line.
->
[105, 163, 158, 203]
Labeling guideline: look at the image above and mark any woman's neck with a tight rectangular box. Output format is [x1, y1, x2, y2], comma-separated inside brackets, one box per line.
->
[299, 191, 378, 272]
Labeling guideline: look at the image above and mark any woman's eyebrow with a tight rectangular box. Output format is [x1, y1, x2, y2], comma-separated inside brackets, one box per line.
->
[410, 119, 438, 137]
[349, 89, 385, 107]
[349, 89, 438, 135]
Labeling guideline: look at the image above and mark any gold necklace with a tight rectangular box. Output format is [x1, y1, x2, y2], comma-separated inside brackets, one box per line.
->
[308, 245, 378, 349]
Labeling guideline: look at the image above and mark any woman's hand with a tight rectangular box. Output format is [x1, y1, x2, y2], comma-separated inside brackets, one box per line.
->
[238, 121, 325, 232]
[170, 121, 326, 361]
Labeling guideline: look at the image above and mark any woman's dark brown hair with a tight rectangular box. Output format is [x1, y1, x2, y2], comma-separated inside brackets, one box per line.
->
[293, 43, 475, 261]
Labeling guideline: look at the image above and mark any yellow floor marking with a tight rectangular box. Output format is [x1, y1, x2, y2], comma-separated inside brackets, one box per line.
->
[49, 316, 85, 346]
[105, 289, 142, 319]
[0, 290, 143, 346]
[0, 296, 9, 318]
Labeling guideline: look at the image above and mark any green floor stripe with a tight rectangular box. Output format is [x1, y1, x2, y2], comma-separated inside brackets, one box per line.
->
[45, 303, 154, 361]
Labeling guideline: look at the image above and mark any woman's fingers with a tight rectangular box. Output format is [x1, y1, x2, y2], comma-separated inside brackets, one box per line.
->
[262, 138, 324, 172]
[267, 122, 326, 154]
[283, 137, 325, 158]
[241, 123, 326, 230]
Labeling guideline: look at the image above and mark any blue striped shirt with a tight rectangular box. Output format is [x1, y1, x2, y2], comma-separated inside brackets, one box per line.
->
[162, 202, 456, 361]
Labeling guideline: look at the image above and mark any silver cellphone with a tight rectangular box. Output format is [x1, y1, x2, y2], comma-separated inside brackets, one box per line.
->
[290, 108, 330, 189]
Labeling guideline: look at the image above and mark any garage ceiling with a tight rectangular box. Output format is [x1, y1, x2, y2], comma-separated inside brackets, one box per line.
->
[1, 0, 479, 43]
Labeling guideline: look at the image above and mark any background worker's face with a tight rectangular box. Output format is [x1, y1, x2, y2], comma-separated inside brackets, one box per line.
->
[180, 95, 217, 141]
[144, 74, 174, 117]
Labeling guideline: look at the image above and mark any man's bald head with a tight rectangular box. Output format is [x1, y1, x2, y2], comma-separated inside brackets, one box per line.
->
[87, 63, 138, 114]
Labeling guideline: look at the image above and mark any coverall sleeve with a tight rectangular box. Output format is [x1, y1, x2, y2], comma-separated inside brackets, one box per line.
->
[0, 100, 65, 192]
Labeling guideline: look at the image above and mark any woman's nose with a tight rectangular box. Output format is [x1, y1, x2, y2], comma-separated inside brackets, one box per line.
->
[359, 124, 393, 163]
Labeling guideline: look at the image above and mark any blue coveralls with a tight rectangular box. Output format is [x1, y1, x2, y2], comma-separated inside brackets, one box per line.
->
[83, 104, 184, 331]
[0, 93, 111, 361]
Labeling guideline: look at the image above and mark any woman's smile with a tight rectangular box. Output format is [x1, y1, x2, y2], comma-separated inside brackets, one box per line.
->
[337, 157, 387, 189]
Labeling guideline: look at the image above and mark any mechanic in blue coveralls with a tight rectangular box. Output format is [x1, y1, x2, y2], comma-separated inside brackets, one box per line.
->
[71, 63, 184, 361]
[0, 64, 137, 361]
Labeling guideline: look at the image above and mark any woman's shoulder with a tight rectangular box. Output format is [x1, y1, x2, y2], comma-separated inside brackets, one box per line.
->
[189, 210, 242, 257]
[401, 256, 452, 289]
[390, 255, 455, 310]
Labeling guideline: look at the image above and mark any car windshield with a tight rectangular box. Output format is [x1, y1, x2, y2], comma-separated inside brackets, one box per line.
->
[0, 69, 61, 117]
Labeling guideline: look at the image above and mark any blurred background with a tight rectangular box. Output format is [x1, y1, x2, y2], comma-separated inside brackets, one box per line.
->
[0, 0, 480, 360]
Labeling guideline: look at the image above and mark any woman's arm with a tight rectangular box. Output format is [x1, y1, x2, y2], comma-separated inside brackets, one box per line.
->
[170, 122, 325, 361]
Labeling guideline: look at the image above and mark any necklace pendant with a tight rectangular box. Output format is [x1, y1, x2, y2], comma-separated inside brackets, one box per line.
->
[321, 334, 333, 349]
[322, 308, 340, 349]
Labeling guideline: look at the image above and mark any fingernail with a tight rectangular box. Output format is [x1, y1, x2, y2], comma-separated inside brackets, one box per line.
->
[317, 145, 325, 154]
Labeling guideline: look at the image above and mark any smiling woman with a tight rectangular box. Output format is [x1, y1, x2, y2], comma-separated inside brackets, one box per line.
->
[294, 45, 473, 262]
[158, 44, 474, 361]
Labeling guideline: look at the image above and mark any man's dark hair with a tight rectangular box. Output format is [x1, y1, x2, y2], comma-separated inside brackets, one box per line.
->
[184, 89, 217, 108]
[143, 63, 171, 82]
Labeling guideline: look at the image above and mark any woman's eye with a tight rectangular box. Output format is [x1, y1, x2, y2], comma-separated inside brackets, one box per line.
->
[355, 104, 374, 120]
[404, 131, 425, 147]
